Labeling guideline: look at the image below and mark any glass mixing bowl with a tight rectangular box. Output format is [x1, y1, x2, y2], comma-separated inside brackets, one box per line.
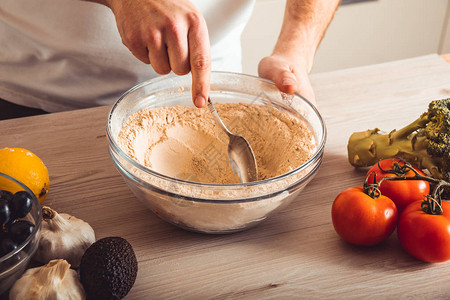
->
[107, 72, 326, 234]
[0, 172, 42, 294]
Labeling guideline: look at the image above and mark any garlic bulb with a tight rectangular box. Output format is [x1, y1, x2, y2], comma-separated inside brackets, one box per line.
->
[9, 259, 85, 300]
[34, 206, 95, 268]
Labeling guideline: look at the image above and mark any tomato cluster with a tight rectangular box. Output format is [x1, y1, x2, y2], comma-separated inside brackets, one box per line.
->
[332, 158, 450, 263]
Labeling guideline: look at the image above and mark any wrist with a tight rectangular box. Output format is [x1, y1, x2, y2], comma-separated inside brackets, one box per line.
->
[273, 0, 340, 74]
[272, 42, 315, 74]
[272, 24, 319, 74]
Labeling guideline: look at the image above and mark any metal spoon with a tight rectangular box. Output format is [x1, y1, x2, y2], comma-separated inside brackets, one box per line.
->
[207, 97, 258, 183]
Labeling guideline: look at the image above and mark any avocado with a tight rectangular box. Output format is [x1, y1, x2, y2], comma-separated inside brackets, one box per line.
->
[79, 237, 138, 300]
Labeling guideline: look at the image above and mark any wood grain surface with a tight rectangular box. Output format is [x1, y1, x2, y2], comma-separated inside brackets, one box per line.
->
[1, 54, 450, 299]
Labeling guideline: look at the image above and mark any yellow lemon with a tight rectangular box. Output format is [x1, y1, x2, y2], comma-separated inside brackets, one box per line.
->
[0, 148, 49, 203]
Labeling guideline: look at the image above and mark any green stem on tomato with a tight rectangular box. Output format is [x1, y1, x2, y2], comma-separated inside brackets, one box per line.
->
[363, 171, 383, 199]
[367, 159, 450, 215]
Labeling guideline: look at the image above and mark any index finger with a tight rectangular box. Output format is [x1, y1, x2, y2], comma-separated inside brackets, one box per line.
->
[188, 14, 211, 108]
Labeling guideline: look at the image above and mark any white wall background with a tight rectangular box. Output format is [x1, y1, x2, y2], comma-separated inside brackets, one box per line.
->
[241, 0, 450, 75]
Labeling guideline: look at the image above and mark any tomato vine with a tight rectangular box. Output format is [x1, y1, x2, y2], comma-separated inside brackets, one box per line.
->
[365, 159, 450, 215]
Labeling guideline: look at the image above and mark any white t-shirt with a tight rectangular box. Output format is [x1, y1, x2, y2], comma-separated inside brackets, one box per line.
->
[0, 0, 255, 112]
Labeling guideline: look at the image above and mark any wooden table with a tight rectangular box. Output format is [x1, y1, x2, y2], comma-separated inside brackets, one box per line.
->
[2, 54, 450, 299]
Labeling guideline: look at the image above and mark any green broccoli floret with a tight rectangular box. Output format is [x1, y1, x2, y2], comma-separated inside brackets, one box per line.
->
[347, 98, 450, 181]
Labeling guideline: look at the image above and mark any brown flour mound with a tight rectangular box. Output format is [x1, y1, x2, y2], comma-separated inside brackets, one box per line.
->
[117, 103, 315, 184]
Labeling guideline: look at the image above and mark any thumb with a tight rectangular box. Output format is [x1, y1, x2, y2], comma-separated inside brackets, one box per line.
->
[258, 56, 298, 94]
[274, 70, 298, 94]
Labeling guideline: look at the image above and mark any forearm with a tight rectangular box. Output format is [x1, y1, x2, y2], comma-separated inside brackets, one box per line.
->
[274, 0, 340, 72]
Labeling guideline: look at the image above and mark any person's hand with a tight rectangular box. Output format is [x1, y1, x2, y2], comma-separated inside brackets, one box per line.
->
[258, 55, 316, 105]
[105, 0, 210, 108]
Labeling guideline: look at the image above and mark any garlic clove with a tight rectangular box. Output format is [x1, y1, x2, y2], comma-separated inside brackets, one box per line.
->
[34, 206, 95, 268]
[9, 259, 86, 300]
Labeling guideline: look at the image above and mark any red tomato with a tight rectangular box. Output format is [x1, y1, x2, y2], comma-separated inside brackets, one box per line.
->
[366, 158, 430, 213]
[331, 186, 398, 246]
[397, 201, 450, 262]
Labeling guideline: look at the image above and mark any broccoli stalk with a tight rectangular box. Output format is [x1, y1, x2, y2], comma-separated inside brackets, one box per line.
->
[347, 98, 450, 181]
